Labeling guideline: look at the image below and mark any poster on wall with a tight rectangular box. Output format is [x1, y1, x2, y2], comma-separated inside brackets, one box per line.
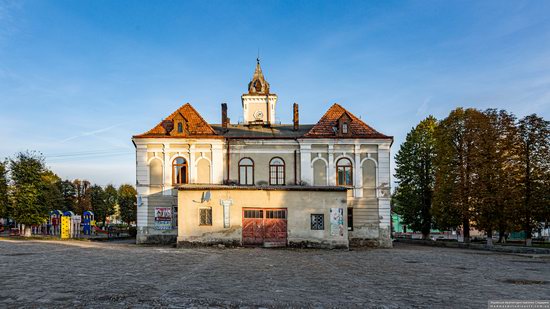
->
[330, 208, 344, 237]
[154, 207, 172, 230]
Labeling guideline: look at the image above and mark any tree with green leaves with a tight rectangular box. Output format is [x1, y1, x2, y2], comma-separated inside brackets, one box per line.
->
[118, 184, 137, 225]
[60, 180, 76, 212]
[39, 171, 64, 214]
[468, 110, 520, 246]
[433, 108, 483, 243]
[393, 116, 438, 239]
[0, 160, 9, 220]
[9, 151, 49, 235]
[104, 184, 118, 225]
[73, 179, 91, 214]
[516, 114, 550, 246]
[90, 185, 109, 225]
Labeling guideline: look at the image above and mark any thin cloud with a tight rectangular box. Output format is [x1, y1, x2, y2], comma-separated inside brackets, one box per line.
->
[60, 123, 126, 143]
[416, 97, 431, 117]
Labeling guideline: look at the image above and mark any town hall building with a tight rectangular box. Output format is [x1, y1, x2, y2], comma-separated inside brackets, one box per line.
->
[132, 60, 393, 248]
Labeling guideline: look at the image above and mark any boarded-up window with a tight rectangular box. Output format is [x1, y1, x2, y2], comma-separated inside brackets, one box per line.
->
[149, 159, 163, 186]
[362, 160, 376, 197]
[197, 159, 211, 184]
[313, 159, 327, 186]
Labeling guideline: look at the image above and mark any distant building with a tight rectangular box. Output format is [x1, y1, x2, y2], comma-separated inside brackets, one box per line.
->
[132, 60, 393, 248]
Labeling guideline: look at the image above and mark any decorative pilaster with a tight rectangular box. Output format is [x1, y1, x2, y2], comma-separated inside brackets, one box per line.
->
[354, 144, 362, 197]
[163, 143, 171, 196]
[211, 143, 224, 184]
[189, 144, 196, 183]
[328, 145, 335, 186]
[299, 144, 312, 185]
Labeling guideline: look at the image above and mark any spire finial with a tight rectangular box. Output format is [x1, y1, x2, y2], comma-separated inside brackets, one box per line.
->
[257, 48, 260, 64]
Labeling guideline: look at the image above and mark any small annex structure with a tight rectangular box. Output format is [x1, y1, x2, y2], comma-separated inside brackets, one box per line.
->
[132, 59, 393, 248]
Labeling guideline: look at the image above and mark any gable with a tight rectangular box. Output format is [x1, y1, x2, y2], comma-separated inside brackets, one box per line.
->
[134, 103, 218, 138]
[304, 103, 390, 139]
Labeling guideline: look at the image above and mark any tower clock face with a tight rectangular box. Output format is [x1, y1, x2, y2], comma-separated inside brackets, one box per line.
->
[253, 110, 264, 120]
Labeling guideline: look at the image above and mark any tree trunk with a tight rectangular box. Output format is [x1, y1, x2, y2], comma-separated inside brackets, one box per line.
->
[486, 230, 494, 247]
[498, 230, 506, 243]
[22, 225, 32, 237]
[462, 219, 471, 243]
[422, 232, 430, 240]
[525, 230, 532, 247]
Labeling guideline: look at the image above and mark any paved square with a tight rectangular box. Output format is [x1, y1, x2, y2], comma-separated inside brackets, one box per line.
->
[0, 239, 548, 308]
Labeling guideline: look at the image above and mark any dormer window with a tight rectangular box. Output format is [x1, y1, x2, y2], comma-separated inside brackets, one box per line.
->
[177, 122, 183, 133]
[336, 113, 352, 137]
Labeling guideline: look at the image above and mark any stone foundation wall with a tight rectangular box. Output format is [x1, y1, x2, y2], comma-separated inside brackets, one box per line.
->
[349, 227, 392, 248]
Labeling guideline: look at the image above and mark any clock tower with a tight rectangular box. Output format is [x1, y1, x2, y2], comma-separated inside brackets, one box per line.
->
[241, 58, 277, 125]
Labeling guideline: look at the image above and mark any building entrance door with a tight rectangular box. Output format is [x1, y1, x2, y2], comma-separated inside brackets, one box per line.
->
[242, 208, 287, 247]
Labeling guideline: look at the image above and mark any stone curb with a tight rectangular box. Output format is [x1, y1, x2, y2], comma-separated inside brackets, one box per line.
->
[395, 238, 550, 254]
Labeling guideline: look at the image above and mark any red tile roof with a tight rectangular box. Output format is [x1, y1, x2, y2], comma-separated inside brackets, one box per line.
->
[304, 103, 391, 139]
[133, 103, 219, 138]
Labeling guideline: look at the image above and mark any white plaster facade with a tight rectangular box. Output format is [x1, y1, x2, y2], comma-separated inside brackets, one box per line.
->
[132, 60, 393, 247]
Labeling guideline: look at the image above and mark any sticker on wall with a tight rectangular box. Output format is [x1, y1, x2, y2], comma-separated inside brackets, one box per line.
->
[154, 207, 172, 230]
[330, 208, 344, 237]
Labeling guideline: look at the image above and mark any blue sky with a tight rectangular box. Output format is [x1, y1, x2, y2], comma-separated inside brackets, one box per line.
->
[1, 0, 549, 186]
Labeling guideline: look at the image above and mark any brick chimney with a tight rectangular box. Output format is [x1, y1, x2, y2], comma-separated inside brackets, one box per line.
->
[293, 103, 299, 131]
[221, 103, 228, 129]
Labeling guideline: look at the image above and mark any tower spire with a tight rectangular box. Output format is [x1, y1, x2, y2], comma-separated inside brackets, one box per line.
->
[248, 57, 269, 94]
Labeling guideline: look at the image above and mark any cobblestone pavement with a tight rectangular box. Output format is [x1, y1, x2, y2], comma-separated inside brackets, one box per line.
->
[1, 239, 549, 308]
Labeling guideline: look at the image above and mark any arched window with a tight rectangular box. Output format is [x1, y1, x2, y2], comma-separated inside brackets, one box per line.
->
[269, 157, 285, 185]
[172, 157, 188, 185]
[336, 158, 353, 186]
[177, 122, 183, 133]
[239, 158, 254, 185]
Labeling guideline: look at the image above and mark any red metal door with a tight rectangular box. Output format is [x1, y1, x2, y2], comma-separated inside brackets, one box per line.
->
[242, 209, 264, 246]
[242, 208, 287, 247]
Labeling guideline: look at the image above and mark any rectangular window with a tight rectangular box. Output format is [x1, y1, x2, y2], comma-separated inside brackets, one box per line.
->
[342, 123, 348, 134]
[311, 214, 324, 230]
[337, 167, 352, 186]
[269, 166, 285, 185]
[347, 208, 353, 231]
[199, 208, 212, 226]
[244, 209, 263, 219]
[266, 210, 286, 219]
[239, 166, 254, 185]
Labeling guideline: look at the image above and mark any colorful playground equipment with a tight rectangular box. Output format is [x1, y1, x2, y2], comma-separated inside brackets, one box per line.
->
[82, 211, 95, 235]
[49, 210, 63, 236]
[63, 211, 82, 238]
[8, 209, 127, 239]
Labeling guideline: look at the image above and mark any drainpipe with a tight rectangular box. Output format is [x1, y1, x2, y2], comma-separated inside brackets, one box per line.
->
[226, 138, 230, 184]
[294, 150, 297, 185]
